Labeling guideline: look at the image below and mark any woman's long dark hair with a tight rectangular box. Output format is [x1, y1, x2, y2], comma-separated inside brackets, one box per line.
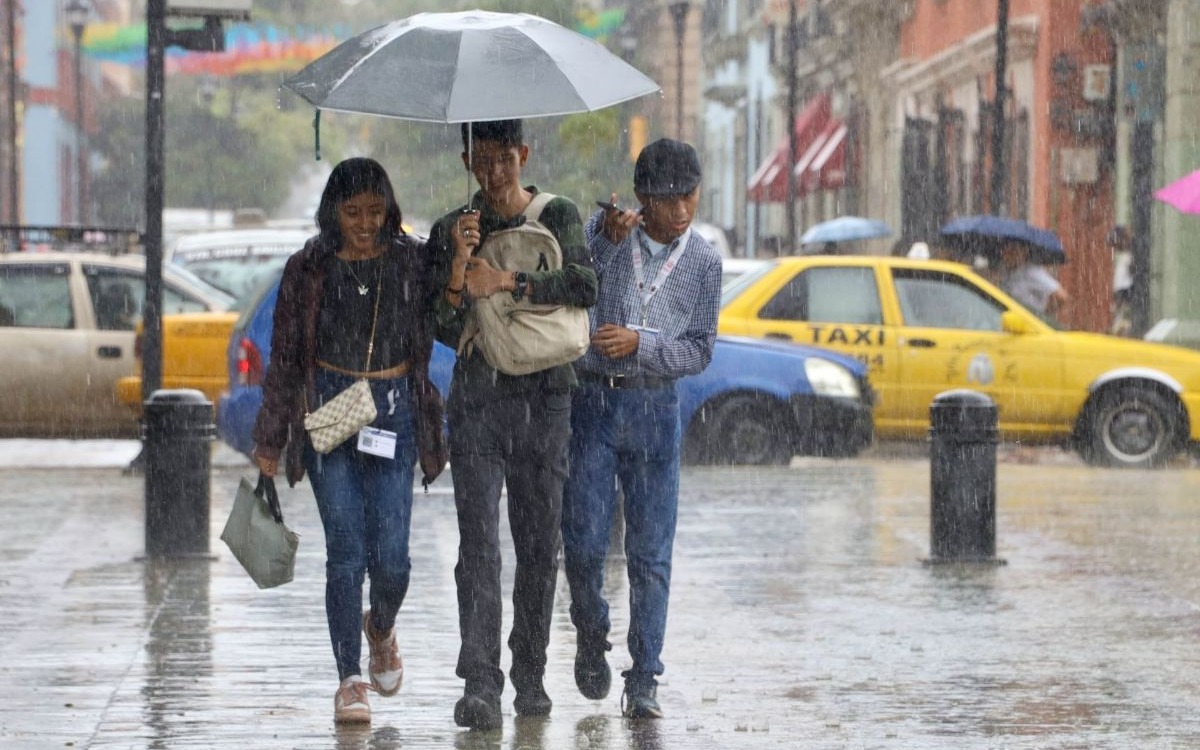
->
[315, 157, 404, 250]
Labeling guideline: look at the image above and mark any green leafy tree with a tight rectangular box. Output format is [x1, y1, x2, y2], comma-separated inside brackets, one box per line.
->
[90, 0, 640, 231]
[90, 94, 146, 228]
[89, 77, 345, 227]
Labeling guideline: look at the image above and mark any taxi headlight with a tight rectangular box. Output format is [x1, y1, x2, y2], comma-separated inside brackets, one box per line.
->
[804, 358, 860, 399]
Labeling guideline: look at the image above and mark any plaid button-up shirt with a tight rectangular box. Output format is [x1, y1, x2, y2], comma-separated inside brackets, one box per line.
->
[576, 211, 722, 379]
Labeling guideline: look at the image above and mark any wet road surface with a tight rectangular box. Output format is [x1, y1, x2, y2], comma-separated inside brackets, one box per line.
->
[0, 453, 1197, 748]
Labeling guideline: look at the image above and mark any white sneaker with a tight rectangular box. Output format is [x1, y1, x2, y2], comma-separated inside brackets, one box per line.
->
[334, 675, 371, 724]
[363, 611, 404, 696]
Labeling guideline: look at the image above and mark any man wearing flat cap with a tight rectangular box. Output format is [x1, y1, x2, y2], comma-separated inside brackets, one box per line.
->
[561, 138, 722, 719]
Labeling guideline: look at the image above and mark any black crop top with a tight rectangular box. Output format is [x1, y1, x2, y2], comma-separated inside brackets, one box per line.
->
[317, 250, 412, 370]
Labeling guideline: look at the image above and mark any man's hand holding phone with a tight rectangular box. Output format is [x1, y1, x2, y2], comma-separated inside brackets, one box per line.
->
[597, 192, 640, 245]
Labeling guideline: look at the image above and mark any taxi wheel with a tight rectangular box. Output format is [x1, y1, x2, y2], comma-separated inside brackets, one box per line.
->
[1084, 387, 1181, 469]
[710, 397, 793, 466]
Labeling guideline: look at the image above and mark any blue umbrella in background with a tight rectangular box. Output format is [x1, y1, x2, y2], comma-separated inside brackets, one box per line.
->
[939, 215, 1066, 264]
[800, 216, 892, 246]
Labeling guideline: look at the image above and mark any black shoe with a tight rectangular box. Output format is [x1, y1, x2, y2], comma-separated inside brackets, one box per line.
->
[574, 638, 612, 700]
[454, 693, 502, 730]
[513, 681, 552, 717]
[621, 679, 663, 719]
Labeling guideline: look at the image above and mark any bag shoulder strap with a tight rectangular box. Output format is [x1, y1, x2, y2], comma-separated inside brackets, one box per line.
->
[523, 191, 556, 222]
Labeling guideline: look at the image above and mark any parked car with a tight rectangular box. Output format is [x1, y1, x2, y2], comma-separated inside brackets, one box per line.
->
[167, 228, 313, 302]
[218, 275, 874, 465]
[719, 255, 1200, 468]
[721, 257, 770, 288]
[122, 226, 425, 418]
[692, 221, 732, 258]
[0, 252, 234, 437]
[114, 310, 240, 415]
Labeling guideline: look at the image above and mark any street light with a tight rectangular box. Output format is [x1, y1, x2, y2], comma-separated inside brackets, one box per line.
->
[990, 0, 1010, 216]
[615, 23, 644, 162]
[199, 77, 217, 223]
[65, 0, 90, 224]
[668, 2, 689, 140]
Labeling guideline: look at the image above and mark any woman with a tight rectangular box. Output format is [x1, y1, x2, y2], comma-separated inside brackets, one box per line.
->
[251, 157, 446, 724]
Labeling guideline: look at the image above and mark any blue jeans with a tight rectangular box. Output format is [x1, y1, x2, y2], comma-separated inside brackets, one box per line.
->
[561, 382, 681, 682]
[303, 369, 417, 681]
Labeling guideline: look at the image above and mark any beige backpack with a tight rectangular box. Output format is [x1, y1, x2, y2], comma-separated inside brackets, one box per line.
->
[458, 192, 590, 376]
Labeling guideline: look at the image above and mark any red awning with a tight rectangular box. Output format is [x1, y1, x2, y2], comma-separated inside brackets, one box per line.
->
[748, 93, 850, 203]
[795, 118, 847, 193]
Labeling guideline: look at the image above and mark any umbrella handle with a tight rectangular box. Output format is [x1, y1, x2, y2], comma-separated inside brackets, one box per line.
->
[465, 124, 472, 206]
[312, 109, 321, 162]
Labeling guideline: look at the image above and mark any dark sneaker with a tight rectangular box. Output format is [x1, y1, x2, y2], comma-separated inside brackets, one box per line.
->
[574, 638, 612, 700]
[454, 692, 502, 731]
[621, 679, 663, 719]
[513, 681, 552, 717]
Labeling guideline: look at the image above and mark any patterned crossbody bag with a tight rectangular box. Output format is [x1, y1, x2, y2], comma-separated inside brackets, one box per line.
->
[303, 261, 383, 453]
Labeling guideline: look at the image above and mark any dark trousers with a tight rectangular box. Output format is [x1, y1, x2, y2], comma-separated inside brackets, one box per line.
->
[448, 386, 571, 697]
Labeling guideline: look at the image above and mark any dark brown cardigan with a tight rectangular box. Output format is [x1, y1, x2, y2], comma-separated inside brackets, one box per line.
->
[252, 233, 447, 487]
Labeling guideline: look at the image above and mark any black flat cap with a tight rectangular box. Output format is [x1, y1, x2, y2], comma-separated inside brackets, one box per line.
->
[634, 138, 702, 197]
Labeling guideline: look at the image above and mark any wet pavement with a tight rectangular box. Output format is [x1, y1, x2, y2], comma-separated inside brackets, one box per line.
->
[0, 447, 1198, 749]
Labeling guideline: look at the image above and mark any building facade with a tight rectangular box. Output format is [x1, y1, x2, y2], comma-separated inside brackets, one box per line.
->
[3, 0, 120, 230]
[705, 0, 1129, 331]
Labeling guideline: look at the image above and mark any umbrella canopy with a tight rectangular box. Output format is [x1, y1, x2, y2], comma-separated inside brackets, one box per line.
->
[800, 216, 891, 245]
[939, 215, 1066, 264]
[282, 10, 660, 123]
[1154, 168, 1200, 214]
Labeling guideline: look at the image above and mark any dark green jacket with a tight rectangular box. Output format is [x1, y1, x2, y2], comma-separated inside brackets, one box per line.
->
[428, 187, 598, 397]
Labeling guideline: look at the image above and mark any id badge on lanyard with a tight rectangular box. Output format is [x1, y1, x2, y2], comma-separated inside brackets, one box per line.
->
[632, 230, 686, 330]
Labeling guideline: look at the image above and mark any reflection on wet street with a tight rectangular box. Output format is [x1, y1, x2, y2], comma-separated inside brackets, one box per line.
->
[0, 455, 1197, 748]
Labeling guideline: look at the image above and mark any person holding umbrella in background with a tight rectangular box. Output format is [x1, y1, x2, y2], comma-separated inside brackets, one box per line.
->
[997, 240, 1070, 323]
[428, 119, 597, 730]
[562, 138, 722, 719]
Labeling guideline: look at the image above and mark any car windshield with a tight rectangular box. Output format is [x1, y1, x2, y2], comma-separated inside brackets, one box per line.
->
[175, 254, 291, 302]
[167, 264, 237, 308]
[721, 263, 774, 308]
[232, 266, 285, 322]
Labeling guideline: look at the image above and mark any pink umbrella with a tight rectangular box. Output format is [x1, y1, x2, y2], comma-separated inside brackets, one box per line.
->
[1155, 168, 1200, 214]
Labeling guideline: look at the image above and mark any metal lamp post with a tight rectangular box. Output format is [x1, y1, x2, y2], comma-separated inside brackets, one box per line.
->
[990, 0, 1010, 216]
[668, 2, 689, 140]
[65, 0, 90, 224]
[4, 0, 18, 226]
[615, 24, 642, 162]
[785, 0, 798, 256]
[199, 77, 217, 224]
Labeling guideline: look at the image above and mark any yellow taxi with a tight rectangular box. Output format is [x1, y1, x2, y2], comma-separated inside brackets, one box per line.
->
[719, 255, 1200, 468]
[115, 311, 239, 414]
[116, 225, 415, 416]
[116, 227, 319, 415]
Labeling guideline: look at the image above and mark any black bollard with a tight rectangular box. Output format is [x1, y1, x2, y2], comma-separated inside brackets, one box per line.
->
[143, 389, 215, 558]
[926, 389, 1004, 565]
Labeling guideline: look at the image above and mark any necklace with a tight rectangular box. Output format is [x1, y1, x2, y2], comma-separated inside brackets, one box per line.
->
[342, 256, 377, 296]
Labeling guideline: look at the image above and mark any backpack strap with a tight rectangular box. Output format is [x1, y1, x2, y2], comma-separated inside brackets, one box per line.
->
[523, 191, 556, 222]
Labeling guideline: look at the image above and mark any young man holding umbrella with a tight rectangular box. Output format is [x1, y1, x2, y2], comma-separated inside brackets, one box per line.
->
[428, 119, 597, 730]
[562, 138, 722, 718]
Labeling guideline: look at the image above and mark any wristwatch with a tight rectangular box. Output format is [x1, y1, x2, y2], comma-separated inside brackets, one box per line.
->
[512, 271, 529, 300]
